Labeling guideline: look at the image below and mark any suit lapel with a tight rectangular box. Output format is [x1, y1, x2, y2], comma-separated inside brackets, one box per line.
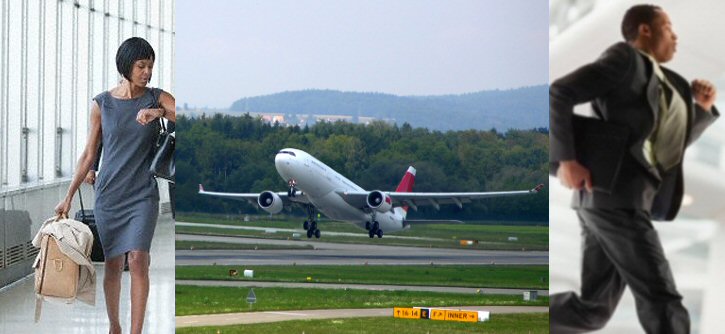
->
[638, 53, 661, 126]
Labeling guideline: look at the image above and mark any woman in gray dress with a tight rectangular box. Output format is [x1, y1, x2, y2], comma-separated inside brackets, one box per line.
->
[55, 37, 175, 334]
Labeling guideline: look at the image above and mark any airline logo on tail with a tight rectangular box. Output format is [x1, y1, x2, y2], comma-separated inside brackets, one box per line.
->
[395, 166, 416, 216]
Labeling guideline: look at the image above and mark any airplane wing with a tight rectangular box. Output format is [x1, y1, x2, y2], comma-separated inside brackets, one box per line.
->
[337, 184, 544, 211]
[198, 184, 311, 205]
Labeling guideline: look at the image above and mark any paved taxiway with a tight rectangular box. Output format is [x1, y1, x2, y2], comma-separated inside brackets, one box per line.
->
[177, 221, 440, 240]
[176, 279, 549, 296]
[176, 305, 549, 327]
[175, 234, 549, 266]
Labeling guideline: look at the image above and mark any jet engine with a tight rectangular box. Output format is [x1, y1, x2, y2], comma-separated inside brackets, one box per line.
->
[366, 190, 393, 213]
[258, 191, 283, 214]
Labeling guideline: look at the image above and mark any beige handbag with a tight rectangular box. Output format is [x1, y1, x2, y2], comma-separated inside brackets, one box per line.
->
[34, 234, 80, 298]
[32, 214, 94, 322]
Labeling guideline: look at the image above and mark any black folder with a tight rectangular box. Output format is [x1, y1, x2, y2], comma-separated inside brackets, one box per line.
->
[572, 115, 630, 194]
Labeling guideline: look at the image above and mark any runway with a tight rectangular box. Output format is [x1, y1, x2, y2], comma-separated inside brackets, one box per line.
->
[176, 305, 549, 327]
[175, 234, 549, 266]
[176, 221, 440, 240]
[176, 279, 549, 296]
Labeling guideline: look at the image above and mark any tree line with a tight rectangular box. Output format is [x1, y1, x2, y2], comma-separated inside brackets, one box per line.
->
[175, 113, 549, 222]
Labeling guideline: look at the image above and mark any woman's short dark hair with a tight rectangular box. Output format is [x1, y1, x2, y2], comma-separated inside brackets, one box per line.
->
[115, 37, 155, 80]
[621, 4, 662, 42]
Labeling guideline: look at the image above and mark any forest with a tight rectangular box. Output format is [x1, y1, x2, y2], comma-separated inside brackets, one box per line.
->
[175, 113, 549, 222]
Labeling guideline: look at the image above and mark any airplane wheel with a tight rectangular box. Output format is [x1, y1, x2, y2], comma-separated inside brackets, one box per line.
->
[314, 229, 321, 238]
[306, 229, 313, 238]
[368, 230, 375, 238]
[365, 221, 371, 230]
[303, 221, 310, 230]
[376, 229, 384, 238]
[372, 221, 379, 231]
[311, 221, 318, 231]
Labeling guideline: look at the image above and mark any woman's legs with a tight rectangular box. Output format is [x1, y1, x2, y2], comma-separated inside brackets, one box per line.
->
[127, 250, 151, 334]
[103, 255, 125, 334]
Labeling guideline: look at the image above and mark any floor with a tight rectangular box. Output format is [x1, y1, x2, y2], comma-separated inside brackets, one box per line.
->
[0, 213, 175, 333]
[549, 176, 724, 334]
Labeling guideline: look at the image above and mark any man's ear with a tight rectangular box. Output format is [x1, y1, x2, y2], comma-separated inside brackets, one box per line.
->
[638, 23, 652, 39]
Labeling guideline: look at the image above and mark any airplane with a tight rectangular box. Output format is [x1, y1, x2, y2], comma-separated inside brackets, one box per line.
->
[199, 148, 544, 239]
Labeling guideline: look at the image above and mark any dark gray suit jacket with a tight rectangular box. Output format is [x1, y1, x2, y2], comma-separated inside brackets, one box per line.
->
[550, 42, 719, 221]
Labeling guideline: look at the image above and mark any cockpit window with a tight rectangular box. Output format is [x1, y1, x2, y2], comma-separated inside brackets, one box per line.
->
[278, 150, 296, 157]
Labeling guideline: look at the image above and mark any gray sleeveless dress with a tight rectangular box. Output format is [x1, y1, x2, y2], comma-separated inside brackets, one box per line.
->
[92, 88, 162, 259]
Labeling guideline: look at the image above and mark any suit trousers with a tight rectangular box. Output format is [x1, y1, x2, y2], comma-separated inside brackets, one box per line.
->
[550, 208, 689, 334]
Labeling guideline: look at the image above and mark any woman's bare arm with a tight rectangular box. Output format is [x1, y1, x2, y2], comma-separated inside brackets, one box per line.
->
[55, 101, 102, 215]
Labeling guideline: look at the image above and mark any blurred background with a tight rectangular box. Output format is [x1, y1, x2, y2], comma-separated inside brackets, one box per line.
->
[550, 0, 725, 333]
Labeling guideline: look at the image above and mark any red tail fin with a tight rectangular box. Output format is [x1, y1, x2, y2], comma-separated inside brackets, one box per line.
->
[396, 166, 416, 192]
[395, 167, 416, 215]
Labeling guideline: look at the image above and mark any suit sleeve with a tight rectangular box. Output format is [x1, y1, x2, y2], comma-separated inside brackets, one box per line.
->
[550, 43, 634, 169]
[686, 104, 719, 146]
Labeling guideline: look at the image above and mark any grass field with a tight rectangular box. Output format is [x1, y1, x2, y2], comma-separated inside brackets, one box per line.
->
[178, 213, 364, 233]
[176, 285, 549, 316]
[175, 240, 314, 251]
[176, 265, 548, 289]
[175, 213, 548, 251]
[176, 314, 550, 334]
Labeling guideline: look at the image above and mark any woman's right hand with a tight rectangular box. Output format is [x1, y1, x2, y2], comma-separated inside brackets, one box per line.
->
[84, 170, 97, 184]
[54, 199, 71, 217]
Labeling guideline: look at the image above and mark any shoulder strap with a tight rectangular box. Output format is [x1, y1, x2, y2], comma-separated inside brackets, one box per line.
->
[150, 88, 167, 132]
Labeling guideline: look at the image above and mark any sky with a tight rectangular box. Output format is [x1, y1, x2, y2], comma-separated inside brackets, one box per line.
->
[176, 0, 549, 108]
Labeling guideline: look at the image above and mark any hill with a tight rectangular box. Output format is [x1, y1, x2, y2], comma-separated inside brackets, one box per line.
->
[228, 86, 548, 131]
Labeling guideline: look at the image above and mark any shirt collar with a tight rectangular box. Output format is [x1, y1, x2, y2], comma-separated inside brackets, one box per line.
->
[636, 49, 666, 81]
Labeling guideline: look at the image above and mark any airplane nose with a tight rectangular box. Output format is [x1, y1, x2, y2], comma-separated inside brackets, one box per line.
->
[275, 152, 294, 177]
[275, 152, 290, 165]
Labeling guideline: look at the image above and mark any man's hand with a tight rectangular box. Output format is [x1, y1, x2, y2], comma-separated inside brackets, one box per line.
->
[557, 160, 593, 192]
[692, 79, 717, 112]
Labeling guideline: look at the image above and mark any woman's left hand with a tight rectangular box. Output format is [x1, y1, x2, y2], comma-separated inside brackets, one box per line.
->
[136, 108, 164, 125]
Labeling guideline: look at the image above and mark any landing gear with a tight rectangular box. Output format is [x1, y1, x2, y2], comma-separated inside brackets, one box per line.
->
[303, 204, 320, 238]
[366, 211, 383, 239]
[367, 221, 383, 238]
[288, 179, 298, 197]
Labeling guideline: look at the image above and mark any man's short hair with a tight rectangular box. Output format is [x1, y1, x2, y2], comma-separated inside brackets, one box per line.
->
[621, 4, 662, 42]
[115, 37, 155, 80]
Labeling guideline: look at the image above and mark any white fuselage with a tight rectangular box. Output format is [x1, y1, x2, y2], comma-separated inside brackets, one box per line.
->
[275, 149, 406, 232]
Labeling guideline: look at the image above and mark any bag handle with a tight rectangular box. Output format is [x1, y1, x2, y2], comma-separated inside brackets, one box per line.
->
[78, 186, 86, 220]
[151, 87, 167, 133]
